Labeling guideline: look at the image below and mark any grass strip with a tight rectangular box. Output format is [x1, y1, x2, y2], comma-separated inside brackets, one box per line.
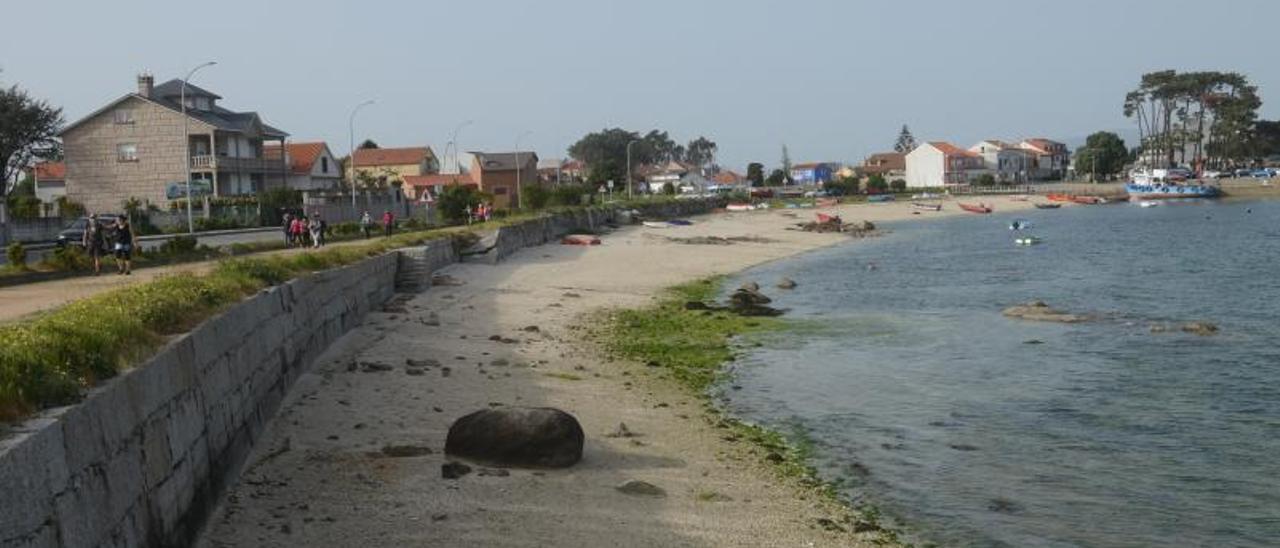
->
[597, 277, 907, 545]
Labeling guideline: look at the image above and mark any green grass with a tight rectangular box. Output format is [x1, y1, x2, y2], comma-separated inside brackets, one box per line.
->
[597, 277, 906, 545]
[0, 228, 477, 422]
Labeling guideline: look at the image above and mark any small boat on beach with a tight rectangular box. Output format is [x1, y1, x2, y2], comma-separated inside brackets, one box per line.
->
[1009, 195, 1030, 202]
[912, 202, 942, 211]
[1072, 195, 1105, 205]
[1033, 203, 1062, 209]
[1047, 193, 1073, 202]
[959, 202, 993, 214]
[868, 194, 896, 203]
[1126, 169, 1221, 199]
[726, 203, 755, 212]
[642, 221, 670, 229]
[815, 212, 842, 224]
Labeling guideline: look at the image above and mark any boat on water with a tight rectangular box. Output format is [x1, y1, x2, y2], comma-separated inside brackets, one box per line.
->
[1126, 169, 1221, 199]
[868, 194, 896, 203]
[959, 202, 993, 214]
[1015, 236, 1043, 246]
[912, 202, 942, 211]
[1009, 220, 1032, 230]
[1034, 203, 1062, 209]
[1139, 201, 1159, 208]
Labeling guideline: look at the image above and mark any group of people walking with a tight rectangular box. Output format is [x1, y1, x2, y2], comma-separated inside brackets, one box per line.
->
[359, 210, 397, 238]
[465, 202, 494, 224]
[81, 214, 136, 276]
[282, 212, 330, 248]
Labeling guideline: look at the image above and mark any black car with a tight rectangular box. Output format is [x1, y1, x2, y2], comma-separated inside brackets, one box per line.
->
[55, 215, 124, 249]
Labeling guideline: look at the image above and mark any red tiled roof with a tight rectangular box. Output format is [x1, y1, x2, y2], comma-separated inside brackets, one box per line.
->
[352, 146, 433, 166]
[712, 171, 743, 184]
[864, 153, 905, 170]
[404, 173, 475, 188]
[929, 142, 980, 158]
[263, 142, 328, 174]
[33, 161, 66, 180]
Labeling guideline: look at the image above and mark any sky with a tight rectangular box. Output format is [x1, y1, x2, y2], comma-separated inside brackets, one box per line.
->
[3, 0, 1278, 171]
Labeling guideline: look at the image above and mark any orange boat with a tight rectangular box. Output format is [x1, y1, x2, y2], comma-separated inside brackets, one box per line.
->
[958, 202, 993, 214]
[1072, 195, 1102, 205]
[1046, 193, 1073, 202]
[816, 212, 842, 224]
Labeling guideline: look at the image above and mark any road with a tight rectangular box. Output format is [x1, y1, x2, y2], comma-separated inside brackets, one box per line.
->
[1, 226, 284, 266]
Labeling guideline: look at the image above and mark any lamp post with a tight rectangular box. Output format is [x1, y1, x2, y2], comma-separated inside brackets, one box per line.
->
[626, 139, 641, 200]
[181, 61, 216, 234]
[348, 99, 375, 212]
[450, 120, 473, 173]
[515, 130, 532, 210]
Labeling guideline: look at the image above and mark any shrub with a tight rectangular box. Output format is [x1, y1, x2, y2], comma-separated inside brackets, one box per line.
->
[890, 179, 907, 192]
[973, 174, 997, 187]
[866, 174, 888, 193]
[550, 185, 592, 207]
[56, 197, 87, 219]
[524, 184, 552, 210]
[41, 246, 90, 271]
[158, 235, 199, 256]
[436, 185, 487, 224]
[6, 242, 27, 269]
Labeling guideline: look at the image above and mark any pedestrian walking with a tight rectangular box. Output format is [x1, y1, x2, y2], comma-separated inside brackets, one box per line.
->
[291, 215, 307, 247]
[113, 217, 135, 275]
[282, 212, 294, 246]
[317, 213, 328, 247]
[483, 201, 493, 222]
[465, 204, 473, 225]
[382, 210, 395, 237]
[82, 214, 106, 275]
[307, 215, 322, 249]
[360, 210, 373, 239]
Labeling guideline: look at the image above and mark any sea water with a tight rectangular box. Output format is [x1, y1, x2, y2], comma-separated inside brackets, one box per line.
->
[724, 200, 1280, 547]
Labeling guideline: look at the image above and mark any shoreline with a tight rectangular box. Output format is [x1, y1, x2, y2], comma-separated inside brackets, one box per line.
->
[194, 196, 1049, 547]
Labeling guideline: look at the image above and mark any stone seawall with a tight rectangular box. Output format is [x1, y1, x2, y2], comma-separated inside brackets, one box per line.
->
[0, 198, 723, 548]
[0, 253, 399, 548]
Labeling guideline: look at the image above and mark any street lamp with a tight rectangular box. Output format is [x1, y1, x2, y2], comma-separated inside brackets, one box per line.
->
[626, 139, 641, 200]
[450, 120, 474, 173]
[348, 99, 375, 211]
[515, 130, 532, 210]
[181, 61, 216, 234]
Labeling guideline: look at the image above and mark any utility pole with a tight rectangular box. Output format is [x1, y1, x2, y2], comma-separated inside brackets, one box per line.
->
[450, 120, 473, 173]
[626, 139, 640, 200]
[181, 61, 216, 234]
[515, 130, 532, 210]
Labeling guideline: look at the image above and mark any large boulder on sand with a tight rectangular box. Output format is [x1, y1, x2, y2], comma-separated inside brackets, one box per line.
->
[445, 407, 585, 468]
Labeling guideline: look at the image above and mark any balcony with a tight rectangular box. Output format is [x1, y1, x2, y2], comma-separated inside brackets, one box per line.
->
[189, 154, 283, 172]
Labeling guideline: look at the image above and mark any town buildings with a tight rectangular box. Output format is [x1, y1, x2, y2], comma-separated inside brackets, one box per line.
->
[905, 142, 988, 188]
[403, 172, 476, 202]
[1019, 138, 1070, 180]
[262, 142, 343, 191]
[789, 162, 836, 185]
[643, 161, 707, 194]
[470, 151, 538, 209]
[31, 161, 67, 204]
[60, 74, 290, 213]
[969, 140, 1033, 183]
[859, 153, 906, 179]
[348, 146, 439, 187]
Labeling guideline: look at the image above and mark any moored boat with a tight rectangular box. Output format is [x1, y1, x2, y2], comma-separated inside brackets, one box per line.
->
[815, 212, 842, 224]
[1125, 182, 1220, 200]
[1138, 201, 1159, 208]
[726, 203, 754, 212]
[912, 202, 942, 211]
[1015, 236, 1043, 246]
[1046, 193, 1073, 202]
[1009, 220, 1032, 230]
[959, 202, 993, 214]
[1073, 195, 1104, 205]
[1033, 203, 1062, 209]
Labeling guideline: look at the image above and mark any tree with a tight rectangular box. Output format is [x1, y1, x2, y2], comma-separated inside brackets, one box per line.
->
[894, 125, 917, 154]
[972, 174, 996, 187]
[890, 179, 907, 192]
[1, 79, 63, 211]
[765, 169, 787, 186]
[569, 128, 649, 186]
[1124, 70, 1261, 169]
[642, 130, 679, 163]
[1073, 131, 1129, 181]
[684, 136, 717, 169]
[5, 174, 41, 219]
[866, 174, 888, 192]
[780, 145, 793, 180]
[826, 176, 859, 196]
[746, 162, 765, 187]
[358, 139, 379, 150]
[436, 184, 487, 224]
[1253, 120, 1280, 159]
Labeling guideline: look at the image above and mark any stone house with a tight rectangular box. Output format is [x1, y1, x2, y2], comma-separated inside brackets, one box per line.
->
[60, 74, 289, 214]
[470, 151, 539, 209]
[262, 142, 343, 192]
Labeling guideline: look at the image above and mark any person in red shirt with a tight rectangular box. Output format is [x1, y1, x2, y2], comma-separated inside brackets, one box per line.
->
[382, 210, 395, 237]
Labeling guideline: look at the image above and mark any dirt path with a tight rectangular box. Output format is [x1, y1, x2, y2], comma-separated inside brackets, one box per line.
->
[195, 197, 1040, 547]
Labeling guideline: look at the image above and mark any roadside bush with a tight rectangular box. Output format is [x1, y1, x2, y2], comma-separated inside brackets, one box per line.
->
[866, 174, 889, 193]
[524, 184, 552, 210]
[725, 190, 751, 203]
[6, 242, 27, 269]
[192, 217, 247, 232]
[890, 179, 907, 192]
[436, 185, 487, 224]
[550, 185, 592, 207]
[972, 174, 997, 187]
[159, 235, 199, 256]
[330, 221, 362, 236]
[41, 245, 90, 271]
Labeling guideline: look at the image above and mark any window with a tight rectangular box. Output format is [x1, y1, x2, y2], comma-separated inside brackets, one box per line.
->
[113, 109, 134, 124]
[117, 143, 138, 162]
[321, 156, 329, 173]
[493, 187, 509, 195]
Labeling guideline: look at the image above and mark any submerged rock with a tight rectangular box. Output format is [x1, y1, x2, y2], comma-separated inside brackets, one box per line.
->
[776, 277, 798, 290]
[445, 407, 584, 468]
[1001, 301, 1090, 323]
[1181, 321, 1219, 336]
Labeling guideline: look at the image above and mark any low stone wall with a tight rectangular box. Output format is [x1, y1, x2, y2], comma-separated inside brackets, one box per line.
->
[0, 198, 725, 548]
[0, 253, 399, 548]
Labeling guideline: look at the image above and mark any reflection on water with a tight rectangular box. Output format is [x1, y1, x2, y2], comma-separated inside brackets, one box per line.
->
[725, 200, 1280, 547]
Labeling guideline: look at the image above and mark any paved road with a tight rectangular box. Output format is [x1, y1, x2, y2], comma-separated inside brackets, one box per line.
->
[1, 227, 283, 266]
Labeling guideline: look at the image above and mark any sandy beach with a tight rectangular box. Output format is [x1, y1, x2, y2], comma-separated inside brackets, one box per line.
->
[194, 196, 1043, 547]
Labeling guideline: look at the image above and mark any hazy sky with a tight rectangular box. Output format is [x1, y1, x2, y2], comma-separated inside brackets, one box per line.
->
[3, 0, 1277, 170]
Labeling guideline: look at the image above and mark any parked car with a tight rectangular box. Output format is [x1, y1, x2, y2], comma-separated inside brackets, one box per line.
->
[1202, 170, 1225, 179]
[1234, 168, 1254, 178]
[803, 190, 830, 198]
[55, 214, 123, 249]
[1250, 169, 1273, 178]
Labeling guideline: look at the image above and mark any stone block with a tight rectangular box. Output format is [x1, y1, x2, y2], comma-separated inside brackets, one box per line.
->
[124, 338, 195, 421]
[57, 398, 107, 476]
[140, 416, 171, 490]
[0, 421, 65, 541]
[164, 393, 205, 461]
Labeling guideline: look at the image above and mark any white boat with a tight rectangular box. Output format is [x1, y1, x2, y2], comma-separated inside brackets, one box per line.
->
[642, 221, 670, 229]
[1015, 236, 1042, 246]
[1138, 201, 1159, 208]
[1009, 220, 1033, 230]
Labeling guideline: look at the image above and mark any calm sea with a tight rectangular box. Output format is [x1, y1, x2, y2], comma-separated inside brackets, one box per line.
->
[724, 199, 1280, 547]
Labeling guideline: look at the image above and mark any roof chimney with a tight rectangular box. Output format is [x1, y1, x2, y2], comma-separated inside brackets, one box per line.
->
[137, 72, 154, 98]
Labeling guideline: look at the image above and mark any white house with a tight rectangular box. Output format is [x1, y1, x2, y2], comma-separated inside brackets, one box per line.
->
[970, 140, 1033, 183]
[905, 142, 988, 188]
[1018, 138, 1070, 180]
[263, 142, 343, 191]
[644, 160, 708, 193]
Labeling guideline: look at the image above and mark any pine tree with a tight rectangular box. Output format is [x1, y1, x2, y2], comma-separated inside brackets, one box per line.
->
[894, 125, 917, 154]
[781, 145, 793, 184]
